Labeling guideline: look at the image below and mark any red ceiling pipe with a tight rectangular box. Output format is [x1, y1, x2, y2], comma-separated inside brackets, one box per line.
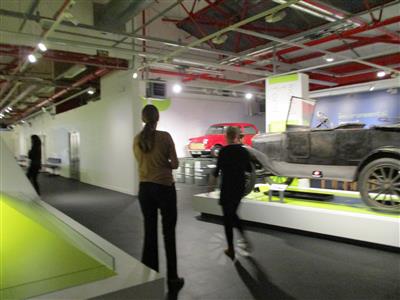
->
[323, 52, 400, 74]
[16, 68, 111, 121]
[240, 15, 400, 66]
[286, 35, 391, 64]
[303, 0, 400, 41]
[149, 68, 264, 89]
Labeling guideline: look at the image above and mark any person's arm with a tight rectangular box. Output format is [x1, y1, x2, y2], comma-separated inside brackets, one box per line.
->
[209, 150, 222, 192]
[243, 147, 252, 173]
[167, 133, 179, 169]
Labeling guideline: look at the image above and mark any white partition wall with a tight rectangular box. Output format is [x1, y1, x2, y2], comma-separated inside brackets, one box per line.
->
[265, 73, 309, 132]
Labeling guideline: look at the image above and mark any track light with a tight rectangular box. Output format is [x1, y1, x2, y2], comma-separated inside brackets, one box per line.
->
[172, 83, 182, 94]
[28, 54, 37, 63]
[245, 92, 253, 100]
[87, 87, 96, 95]
[377, 71, 386, 78]
[38, 42, 47, 52]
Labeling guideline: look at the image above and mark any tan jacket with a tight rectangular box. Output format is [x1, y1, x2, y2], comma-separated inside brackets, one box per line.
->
[133, 130, 179, 186]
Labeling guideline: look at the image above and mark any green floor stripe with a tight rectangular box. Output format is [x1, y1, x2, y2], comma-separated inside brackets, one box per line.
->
[247, 186, 399, 218]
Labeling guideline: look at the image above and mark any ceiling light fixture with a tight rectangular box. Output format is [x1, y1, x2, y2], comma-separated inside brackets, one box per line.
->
[87, 87, 96, 95]
[38, 42, 47, 52]
[377, 71, 386, 78]
[211, 34, 228, 45]
[265, 10, 287, 23]
[172, 83, 182, 94]
[369, 86, 375, 91]
[273, 0, 336, 22]
[245, 92, 253, 100]
[132, 72, 138, 79]
[28, 54, 37, 63]
[324, 56, 334, 62]
[7, 106, 12, 111]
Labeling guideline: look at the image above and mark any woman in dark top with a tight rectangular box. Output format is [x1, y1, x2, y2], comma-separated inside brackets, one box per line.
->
[211, 126, 252, 260]
[27, 134, 41, 195]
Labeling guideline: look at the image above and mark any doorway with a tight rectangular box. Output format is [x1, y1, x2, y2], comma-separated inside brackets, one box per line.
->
[69, 131, 80, 180]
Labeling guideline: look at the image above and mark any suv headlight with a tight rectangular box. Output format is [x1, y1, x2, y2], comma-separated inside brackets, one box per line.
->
[202, 139, 208, 144]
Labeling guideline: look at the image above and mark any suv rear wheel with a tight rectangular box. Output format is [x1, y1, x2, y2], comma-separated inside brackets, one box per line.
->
[359, 158, 400, 212]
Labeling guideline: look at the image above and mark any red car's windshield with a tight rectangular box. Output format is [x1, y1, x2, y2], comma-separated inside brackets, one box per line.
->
[206, 125, 240, 135]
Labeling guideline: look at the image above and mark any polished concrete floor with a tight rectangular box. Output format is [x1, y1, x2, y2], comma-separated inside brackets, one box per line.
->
[39, 174, 399, 300]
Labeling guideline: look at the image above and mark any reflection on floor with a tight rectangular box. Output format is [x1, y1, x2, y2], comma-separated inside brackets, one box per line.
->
[39, 175, 399, 300]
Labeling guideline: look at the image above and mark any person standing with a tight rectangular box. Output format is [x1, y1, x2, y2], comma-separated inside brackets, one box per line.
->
[133, 104, 184, 292]
[209, 126, 252, 260]
[27, 134, 42, 195]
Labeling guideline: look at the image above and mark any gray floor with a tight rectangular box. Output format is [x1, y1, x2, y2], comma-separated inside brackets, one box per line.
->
[39, 174, 400, 300]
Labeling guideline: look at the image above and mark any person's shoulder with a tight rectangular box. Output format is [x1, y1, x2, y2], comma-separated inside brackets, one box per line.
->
[157, 131, 173, 141]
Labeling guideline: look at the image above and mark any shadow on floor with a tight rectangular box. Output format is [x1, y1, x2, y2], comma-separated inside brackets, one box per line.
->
[235, 257, 295, 300]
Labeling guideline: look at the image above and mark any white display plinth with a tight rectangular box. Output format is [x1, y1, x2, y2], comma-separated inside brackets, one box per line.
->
[193, 192, 399, 248]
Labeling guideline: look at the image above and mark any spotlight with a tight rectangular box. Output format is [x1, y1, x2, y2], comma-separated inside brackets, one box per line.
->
[245, 92, 253, 100]
[132, 72, 138, 79]
[369, 86, 375, 91]
[4, 108, 9, 112]
[87, 87, 96, 95]
[172, 83, 182, 94]
[377, 71, 386, 78]
[7, 106, 12, 111]
[28, 54, 37, 63]
[38, 42, 47, 52]
[324, 56, 334, 62]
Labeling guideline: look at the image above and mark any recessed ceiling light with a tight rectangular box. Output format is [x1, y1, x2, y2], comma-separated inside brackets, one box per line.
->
[28, 54, 37, 63]
[245, 92, 253, 100]
[377, 71, 386, 78]
[325, 56, 334, 62]
[172, 83, 182, 94]
[38, 42, 47, 52]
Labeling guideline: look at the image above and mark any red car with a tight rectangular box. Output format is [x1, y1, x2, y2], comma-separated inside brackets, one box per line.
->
[188, 122, 259, 157]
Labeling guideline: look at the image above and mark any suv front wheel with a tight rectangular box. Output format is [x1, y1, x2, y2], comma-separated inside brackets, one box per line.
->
[359, 157, 400, 212]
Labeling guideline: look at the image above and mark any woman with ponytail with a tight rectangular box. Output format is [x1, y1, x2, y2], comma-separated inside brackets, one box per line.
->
[133, 104, 184, 293]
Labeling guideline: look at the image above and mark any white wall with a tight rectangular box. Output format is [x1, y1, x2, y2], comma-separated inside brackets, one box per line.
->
[14, 70, 141, 195]
[154, 88, 265, 157]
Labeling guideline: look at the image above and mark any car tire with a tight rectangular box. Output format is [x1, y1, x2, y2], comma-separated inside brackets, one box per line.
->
[359, 157, 400, 212]
[266, 176, 294, 186]
[210, 145, 222, 157]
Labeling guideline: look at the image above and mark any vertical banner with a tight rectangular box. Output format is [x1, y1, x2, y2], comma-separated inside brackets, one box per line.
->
[265, 73, 309, 132]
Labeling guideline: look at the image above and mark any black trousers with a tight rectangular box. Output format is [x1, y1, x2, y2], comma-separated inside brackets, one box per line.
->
[27, 166, 40, 195]
[138, 182, 178, 280]
[221, 195, 244, 251]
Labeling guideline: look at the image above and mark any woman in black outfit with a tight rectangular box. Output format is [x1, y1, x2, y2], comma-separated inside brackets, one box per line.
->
[27, 134, 41, 195]
[210, 126, 252, 260]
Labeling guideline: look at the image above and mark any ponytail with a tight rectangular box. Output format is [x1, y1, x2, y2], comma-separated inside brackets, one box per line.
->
[138, 105, 159, 153]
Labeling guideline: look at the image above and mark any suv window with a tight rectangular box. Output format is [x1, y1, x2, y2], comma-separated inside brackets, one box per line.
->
[243, 126, 257, 134]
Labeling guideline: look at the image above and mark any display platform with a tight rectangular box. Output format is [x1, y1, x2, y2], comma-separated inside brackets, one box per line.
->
[193, 184, 399, 248]
[0, 138, 164, 300]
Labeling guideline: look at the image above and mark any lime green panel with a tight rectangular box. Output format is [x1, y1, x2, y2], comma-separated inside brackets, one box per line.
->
[0, 195, 115, 300]
[247, 186, 399, 218]
[141, 96, 171, 111]
[268, 74, 298, 84]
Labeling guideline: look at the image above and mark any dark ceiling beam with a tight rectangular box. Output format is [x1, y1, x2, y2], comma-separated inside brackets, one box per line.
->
[0, 44, 129, 70]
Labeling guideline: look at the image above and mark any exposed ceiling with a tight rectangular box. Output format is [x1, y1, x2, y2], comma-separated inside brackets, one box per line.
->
[0, 0, 399, 126]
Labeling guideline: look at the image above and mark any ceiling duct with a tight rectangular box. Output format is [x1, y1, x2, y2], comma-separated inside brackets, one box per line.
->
[94, 0, 154, 30]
